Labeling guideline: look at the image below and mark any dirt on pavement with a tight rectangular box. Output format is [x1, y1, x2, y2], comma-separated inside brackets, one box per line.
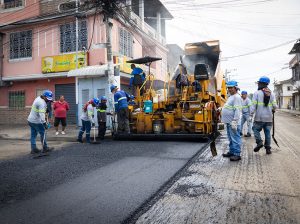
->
[135, 112, 300, 224]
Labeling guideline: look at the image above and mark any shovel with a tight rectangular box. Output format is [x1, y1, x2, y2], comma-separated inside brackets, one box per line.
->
[91, 126, 101, 144]
[272, 111, 279, 147]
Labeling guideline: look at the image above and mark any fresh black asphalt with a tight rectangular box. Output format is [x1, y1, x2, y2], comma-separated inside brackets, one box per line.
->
[0, 139, 207, 224]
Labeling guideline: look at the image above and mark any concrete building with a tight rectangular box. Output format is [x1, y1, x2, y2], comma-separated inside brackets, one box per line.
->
[274, 79, 295, 109]
[0, 0, 172, 124]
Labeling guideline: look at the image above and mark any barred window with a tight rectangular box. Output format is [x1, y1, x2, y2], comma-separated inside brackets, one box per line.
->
[60, 20, 87, 53]
[9, 91, 25, 109]
[9, 30, 32, 60]
[4, 0, 23, 9]
[119, 28, 133, 57]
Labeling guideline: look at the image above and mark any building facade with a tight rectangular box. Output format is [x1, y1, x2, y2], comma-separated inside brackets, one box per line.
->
[274, 79, 295, 109]
[0, 0, 172, 124]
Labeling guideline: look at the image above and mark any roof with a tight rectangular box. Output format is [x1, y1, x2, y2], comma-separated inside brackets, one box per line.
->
[144, 0, 173, 19]
[275, 78, 293, 85]
[289, 39, 300, 54]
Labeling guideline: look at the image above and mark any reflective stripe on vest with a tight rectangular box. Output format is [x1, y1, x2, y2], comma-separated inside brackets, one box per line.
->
[118, 97, 127, 101]
[223, 105, 241, 110]
[97, 109, 106, 112]
[32, 105, 46, 113]
[252, 100, 276, 107]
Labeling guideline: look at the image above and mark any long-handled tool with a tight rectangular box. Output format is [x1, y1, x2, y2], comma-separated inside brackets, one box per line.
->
[210, 105, 218, 157]
[91, 126, 101, 144]
[272, 111, 279, 147]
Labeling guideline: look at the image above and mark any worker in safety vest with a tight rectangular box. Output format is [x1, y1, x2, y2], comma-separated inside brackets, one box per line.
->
[240, 91, 252, 137]
[97, 96, 109, 140]
[77, 97, 100, 143]
[250, 76, 277, 154]
[110, 84, 130, 134]
[221, 80, 242, 161]
[27, 90, 54, 154]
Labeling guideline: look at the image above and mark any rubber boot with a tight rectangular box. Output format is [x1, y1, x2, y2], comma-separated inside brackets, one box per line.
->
[31, 145, 41, 154]
[265, 146, 272, 155]
[86, 134, 91, 144]
[254, 142, 263, 152]
[230, 155, 241, 161]
[77, 131, 84, 143]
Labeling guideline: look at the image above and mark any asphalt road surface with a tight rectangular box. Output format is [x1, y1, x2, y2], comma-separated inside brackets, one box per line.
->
[0, 139, 207, 224]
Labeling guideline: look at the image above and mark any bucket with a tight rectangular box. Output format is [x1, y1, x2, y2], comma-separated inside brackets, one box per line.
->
[153, 120, 163, 134]
[144, 100, 153, 113]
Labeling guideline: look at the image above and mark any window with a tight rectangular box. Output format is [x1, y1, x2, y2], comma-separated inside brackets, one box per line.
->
[9, 91, 25, 109]
[9, 30, 32, 60]
[119, 28, 133, 57]
[97, 89, 105, 98]
[82, 89, 89, 104]
[60, 20, 87, 53]
[4, 0, 23, 9]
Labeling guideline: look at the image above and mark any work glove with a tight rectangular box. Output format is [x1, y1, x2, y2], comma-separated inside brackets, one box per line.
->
[248, 116, 253, 123]
[231, 120, 238, 133]
[272, 109, 276, 113]
[92, 123, 95, 127]
[43, 123, 48, 130]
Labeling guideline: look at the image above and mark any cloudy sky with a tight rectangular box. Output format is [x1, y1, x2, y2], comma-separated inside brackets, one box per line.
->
[162, 0, 300, 93]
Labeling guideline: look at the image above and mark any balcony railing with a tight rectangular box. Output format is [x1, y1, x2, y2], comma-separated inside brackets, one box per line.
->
[130, 12, 166, 46]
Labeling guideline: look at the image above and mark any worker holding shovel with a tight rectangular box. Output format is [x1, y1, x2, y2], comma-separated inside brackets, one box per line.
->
[251, 76, 278, 154]
[27, 90, 54, 154]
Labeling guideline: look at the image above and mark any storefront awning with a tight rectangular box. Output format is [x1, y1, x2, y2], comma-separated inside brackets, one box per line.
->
[67, 65, 109, 77]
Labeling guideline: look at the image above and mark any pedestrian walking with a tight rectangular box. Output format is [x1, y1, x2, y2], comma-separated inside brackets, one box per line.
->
[240, 91, 252, 137]
[53, 95, 70, 135]
[77, 97, 99, 143]
[251, 76, 277, 154]
[221, 80, 242, 161]
[110, 84, 130, 134]
[27, 90, 54, 154]
[97, 96, 108, 140]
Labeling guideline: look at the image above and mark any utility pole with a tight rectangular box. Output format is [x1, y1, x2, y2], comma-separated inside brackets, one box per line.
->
[75, 0, 79, 69]
[105, 16, 114, 112]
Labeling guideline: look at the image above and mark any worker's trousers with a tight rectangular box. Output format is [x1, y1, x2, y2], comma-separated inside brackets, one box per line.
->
[78, 120, 91, 143]
[240, 114, 252, 135]
[226, 123, 242, 156]
[28, 122, 48, 151]
[117, 108, 130, 134]
[252, 121, 272, 149]
[98, 122, 106, 139]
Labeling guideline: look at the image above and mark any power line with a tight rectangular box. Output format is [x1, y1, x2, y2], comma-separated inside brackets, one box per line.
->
[222, 39, 297, 59]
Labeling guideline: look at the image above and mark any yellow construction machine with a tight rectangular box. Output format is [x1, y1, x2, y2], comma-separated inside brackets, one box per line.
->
[113, 40, 227, 142]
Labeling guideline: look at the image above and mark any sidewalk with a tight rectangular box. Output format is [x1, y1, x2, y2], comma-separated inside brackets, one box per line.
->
[0, 124, 81, 142]
[278, 108, 300, 116]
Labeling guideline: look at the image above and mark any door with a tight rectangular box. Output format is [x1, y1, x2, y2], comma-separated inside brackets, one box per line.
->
[55, 83, 77, 124]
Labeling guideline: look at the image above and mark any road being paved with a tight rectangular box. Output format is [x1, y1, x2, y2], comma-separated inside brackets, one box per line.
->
[0, 138, 207, 224]
[135, 111, 300, 224]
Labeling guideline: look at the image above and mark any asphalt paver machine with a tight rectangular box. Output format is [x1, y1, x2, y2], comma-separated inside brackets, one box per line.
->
[113, 40, 227, 142]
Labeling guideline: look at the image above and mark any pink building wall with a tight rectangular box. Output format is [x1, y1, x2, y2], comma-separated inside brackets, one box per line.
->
[0, 0, 40, 25]
[1, 15, 145, 78]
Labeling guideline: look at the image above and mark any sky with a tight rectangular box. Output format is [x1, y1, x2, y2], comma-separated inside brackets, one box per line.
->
[161, 0, 300, 93]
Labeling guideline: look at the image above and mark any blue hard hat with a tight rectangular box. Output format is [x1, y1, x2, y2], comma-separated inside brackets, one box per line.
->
[110, 84, 118, 92]
[226, 80, 238, 88]
[241, 91, 247, 95]
[258, 76, 270, 84]
[101, 96, 107, 101]
[43, 90, 53, 101]
[92, 97, 100, 106]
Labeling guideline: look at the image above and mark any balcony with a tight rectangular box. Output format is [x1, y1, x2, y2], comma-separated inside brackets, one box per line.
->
[130, 12, 166, 46]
